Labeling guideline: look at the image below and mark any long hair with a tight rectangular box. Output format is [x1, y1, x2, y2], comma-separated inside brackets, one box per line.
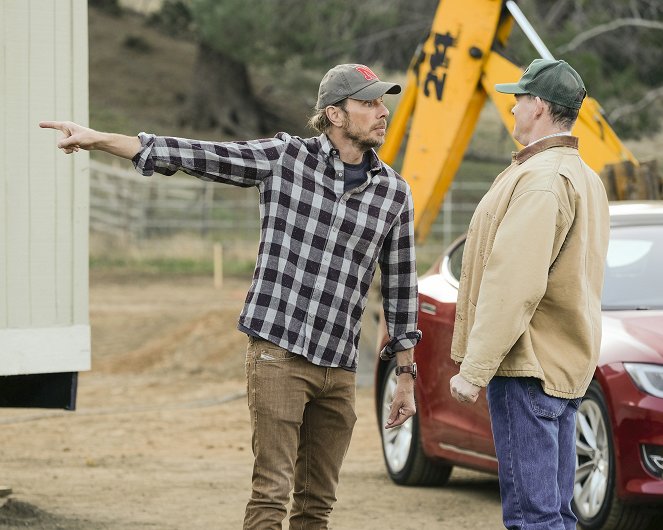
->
[307, 99, 348, 133]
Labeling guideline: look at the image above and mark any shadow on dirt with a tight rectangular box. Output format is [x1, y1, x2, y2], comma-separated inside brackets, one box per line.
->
[0, 498, 102, 530]
[447, 473, 501, 503]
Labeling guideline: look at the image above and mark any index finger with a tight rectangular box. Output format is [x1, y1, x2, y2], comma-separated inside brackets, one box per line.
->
[39, 121, 65, 131]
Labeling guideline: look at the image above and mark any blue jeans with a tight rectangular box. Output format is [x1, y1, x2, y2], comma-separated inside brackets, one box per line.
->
[487, 377, 581, 530]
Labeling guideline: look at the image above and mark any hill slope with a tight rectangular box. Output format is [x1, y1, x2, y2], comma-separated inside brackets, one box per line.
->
[88, 6, 662, 166]
[88, 6, 313, 142]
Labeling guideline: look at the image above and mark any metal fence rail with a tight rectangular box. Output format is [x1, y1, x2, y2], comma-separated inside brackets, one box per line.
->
[432, 180, 491, 249]
[89, 160, 490, 249]
[90, 160, 261, 241]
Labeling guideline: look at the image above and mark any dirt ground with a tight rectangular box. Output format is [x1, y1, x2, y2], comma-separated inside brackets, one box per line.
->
[0, 274, 503, 529]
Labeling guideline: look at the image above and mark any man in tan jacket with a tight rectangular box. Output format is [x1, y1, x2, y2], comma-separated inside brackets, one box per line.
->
[449, 59, 610, 529]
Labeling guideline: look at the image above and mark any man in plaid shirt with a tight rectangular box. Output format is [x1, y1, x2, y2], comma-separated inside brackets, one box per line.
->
[41, 63, 421, 529]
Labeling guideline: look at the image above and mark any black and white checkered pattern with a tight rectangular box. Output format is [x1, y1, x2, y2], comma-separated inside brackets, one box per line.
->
[133, 132, 421, 370]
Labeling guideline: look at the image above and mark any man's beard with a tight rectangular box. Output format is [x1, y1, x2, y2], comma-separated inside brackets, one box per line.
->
[342, 117, 384, 152]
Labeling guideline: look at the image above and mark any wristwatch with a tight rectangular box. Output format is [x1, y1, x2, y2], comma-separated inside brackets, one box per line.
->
[395, 362, 417, 380]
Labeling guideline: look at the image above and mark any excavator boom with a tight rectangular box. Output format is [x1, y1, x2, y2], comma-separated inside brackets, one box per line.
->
[380, 0, 640, 244]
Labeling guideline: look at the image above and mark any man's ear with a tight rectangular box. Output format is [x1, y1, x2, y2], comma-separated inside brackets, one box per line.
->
[533, 96, 547, 119]
[326, 105, 345, 128]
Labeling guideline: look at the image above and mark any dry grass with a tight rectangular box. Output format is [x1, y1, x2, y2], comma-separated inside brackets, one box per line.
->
[89, 7, 202, 138]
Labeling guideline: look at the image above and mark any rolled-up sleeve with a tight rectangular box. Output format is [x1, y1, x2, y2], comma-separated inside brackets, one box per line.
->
[132, 131, 288, 187]
[378, 191, 422, 359]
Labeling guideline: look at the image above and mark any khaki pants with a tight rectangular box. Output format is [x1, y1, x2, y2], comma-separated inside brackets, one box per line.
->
[243, 337, 356, 530]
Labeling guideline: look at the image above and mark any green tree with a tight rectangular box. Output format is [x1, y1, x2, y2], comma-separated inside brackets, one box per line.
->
[180, 0, 435, 137]
[507, 0, 663, 138]
[156, 0, 661, 139]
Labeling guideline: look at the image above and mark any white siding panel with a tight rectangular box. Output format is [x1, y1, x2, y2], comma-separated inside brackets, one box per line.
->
[71, 0, 90, 325]
[54, 3, 74, 325]
[29, 0, 58, 326]
[0, 0, 8, 328]
[0, 326, 91, 374]
[1, 0, 90, 374]
[4, 0, 31, 328]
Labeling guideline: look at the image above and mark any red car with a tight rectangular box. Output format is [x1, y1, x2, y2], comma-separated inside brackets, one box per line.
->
[376, 201, 663, 530]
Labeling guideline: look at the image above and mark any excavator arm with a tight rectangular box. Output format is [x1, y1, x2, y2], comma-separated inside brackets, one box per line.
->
[380, 0, 640, 244]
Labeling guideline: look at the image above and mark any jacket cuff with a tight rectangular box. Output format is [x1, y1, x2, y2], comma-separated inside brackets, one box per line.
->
[379, 330, 422, 360]
[459, 360, 493, 388]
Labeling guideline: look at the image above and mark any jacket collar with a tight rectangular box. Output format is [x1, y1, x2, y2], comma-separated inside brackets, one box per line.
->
[512, 135, 579, 164]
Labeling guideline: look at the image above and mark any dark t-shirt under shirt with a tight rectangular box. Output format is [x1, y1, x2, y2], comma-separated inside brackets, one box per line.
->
[343, 152, 371, 192]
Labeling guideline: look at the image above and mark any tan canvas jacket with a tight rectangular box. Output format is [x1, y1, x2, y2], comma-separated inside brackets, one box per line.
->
[450, 136, 610, 398]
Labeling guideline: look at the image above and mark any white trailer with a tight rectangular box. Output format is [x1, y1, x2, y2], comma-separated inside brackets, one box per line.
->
[0, 0, 91, 408]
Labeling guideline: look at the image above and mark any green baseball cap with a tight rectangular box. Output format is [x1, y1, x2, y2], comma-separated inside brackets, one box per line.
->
[316, 64, 401, 109]
[495, 59, 587, 110]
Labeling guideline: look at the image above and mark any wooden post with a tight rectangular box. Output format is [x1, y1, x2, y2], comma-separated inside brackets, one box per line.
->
[213, 243, 223, 289]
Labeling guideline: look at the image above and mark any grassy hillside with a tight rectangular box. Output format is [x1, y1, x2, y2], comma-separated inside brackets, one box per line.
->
[88, 6, 317, 143]
[87, 4, 662, 274]
[88, 5, 661, 164]
[89, 7, 205, 139]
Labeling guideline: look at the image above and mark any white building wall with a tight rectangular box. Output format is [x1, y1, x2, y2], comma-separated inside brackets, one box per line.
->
[0, 0, 91, 375]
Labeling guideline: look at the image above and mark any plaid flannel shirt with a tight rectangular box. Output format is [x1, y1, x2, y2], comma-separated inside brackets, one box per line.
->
[133, 131, 421, 370]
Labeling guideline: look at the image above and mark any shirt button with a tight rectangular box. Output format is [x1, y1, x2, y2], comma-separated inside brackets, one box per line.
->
[337, 172, 343, 177]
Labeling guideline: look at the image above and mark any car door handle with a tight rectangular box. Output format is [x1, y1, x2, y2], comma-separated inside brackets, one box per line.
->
[420, 302, 437, 315]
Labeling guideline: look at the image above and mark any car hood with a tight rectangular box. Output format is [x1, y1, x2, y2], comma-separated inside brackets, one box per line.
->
[601, 310, 663, 365]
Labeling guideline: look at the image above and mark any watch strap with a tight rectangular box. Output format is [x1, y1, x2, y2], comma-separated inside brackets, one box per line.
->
[395, 362, 417, 379]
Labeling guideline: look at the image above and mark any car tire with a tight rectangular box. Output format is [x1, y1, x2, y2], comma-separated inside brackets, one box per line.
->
[574, 381, 654, 530]
[379, 359, 452, 486]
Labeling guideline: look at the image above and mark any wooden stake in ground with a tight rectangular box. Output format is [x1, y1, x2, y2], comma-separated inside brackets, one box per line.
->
[214, 243, 223, 289]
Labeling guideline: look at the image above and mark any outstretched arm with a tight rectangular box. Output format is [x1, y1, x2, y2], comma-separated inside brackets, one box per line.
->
[39, 121, 141, 160]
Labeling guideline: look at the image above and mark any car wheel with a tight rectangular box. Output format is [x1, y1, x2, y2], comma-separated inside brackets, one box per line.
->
[574, 381, 654, 530]
[379, 359, 452, 486]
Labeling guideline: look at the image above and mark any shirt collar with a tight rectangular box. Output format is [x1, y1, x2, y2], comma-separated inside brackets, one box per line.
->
[526, 131, 572, 147]
[319, 134, 382, 174]
[319, 133, 338, 160]
[513, 135, 579, 165]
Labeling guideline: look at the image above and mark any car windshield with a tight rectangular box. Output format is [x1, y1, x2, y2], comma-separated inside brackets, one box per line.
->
[602, 224, 663, 310]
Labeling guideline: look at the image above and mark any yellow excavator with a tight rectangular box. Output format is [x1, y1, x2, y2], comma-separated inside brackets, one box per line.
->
[379, 0, 659, 244]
